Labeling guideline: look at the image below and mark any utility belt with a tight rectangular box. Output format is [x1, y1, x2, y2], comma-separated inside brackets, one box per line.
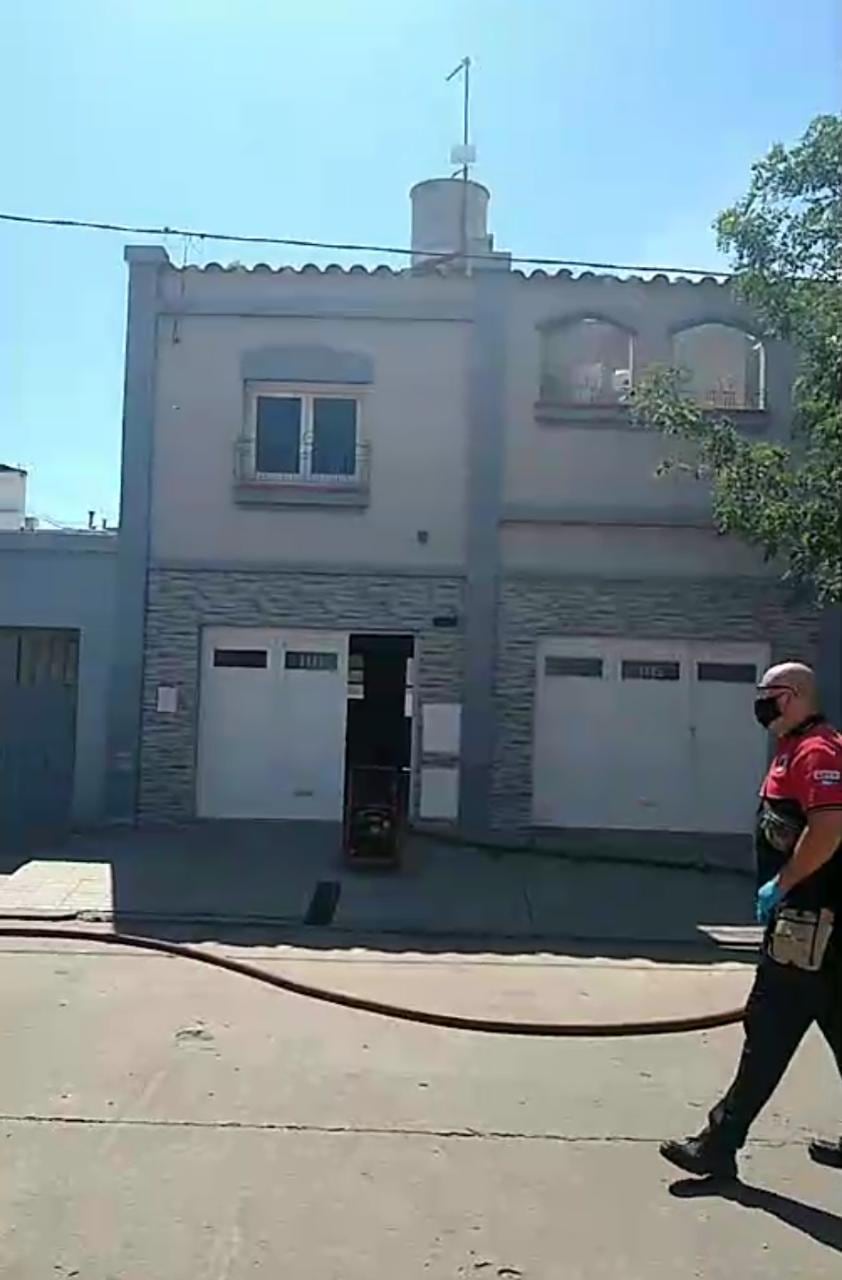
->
[766, 907, 836, 972]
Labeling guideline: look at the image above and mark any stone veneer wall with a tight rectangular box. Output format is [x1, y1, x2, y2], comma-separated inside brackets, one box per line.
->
[491, 575, 821, 835]
[140, 568, 464, 821]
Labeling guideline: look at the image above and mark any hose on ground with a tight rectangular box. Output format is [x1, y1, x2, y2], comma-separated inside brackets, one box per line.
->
[0, 925, 748, 1038]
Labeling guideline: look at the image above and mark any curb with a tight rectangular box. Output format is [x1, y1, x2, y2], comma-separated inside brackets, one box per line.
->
[409, 826, 755, 879]
[0, 908, 761, 955]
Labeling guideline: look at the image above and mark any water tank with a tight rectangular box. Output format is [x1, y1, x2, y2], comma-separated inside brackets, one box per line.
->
[410, 178, 491, 266]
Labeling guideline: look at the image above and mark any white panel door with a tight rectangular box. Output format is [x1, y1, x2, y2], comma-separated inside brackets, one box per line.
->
[603, 639, 692, 830]
[275, 631, 349, 821]
[533, 638, 690, 831]
[533, 639, 619, 828]
[687, 642, 770, 833]
[532, 637, 769, 834]
[196, 627, 348, 821]
[197, 627, 281, 820]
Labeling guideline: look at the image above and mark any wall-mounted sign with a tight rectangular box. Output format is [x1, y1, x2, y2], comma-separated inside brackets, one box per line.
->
[422, 703, 462, 755]
[156, 685, 179, 713]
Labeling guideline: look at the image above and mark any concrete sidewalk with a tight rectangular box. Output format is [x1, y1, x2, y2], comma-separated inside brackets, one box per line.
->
[0, 823, 757, 952]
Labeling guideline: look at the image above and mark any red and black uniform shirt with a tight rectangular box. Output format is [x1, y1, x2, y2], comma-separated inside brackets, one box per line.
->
[756, 715, 842, 911]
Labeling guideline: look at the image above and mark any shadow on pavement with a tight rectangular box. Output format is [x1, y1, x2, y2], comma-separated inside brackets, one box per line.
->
[670, 1176, 842, 1253]
[0, 820, 757, 963]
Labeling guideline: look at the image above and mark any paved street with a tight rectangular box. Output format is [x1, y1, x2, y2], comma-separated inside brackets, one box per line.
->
[2, 934, 841, 1277]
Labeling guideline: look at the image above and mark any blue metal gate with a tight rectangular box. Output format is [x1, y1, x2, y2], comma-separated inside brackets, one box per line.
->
[0, 629, 79, 852]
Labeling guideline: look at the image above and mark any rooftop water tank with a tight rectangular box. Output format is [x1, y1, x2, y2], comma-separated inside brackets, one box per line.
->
[410, 177, 492, 267]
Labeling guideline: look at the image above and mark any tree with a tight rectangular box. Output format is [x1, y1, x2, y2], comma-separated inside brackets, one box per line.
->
[632, 114, 842, 603]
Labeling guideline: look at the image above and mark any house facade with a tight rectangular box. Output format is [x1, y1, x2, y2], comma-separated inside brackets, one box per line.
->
[106, 178, 833, 859]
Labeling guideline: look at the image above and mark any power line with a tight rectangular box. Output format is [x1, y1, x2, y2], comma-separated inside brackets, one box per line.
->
[0, 209, 730, 279]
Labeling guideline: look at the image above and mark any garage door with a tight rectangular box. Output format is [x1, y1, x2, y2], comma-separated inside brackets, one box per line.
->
[196, 628, 348, 821]
[532, 638, 769, 833]
[0, 628, 79, 850]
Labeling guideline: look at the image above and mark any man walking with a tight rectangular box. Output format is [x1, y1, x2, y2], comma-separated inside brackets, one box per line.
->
[661, 661, 842, 1180]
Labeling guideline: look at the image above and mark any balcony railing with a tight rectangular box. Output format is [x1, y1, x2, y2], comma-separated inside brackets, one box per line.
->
[233, 437, 371, 506]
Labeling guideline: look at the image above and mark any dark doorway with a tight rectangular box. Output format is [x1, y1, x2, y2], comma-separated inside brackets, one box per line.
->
[345, 633, 414, 822]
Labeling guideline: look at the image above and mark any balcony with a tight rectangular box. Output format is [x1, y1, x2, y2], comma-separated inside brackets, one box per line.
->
[233, 437, 371, 508]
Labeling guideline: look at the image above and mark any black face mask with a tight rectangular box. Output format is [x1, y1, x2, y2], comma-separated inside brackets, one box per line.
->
[754, 694, 782, 728]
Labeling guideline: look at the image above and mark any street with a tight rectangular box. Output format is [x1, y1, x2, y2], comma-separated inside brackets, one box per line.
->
[2, 935, 841, 1277]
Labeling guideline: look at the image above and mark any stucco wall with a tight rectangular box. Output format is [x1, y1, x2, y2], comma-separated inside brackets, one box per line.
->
[149, 268, 472, 571]
[502, 273, 793, 518]
[0, 532, 117, 822]
[499, 524, 781, 578]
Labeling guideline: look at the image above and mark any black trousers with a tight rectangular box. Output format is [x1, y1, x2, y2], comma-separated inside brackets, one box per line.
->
[706, 940, 842, 1151]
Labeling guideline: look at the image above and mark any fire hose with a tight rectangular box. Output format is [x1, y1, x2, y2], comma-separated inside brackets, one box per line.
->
[0, 925, 748, 1037]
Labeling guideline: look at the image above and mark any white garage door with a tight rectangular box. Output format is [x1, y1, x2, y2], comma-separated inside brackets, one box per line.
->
[196, 628, 348, 821]
[532, 638, 770, 833]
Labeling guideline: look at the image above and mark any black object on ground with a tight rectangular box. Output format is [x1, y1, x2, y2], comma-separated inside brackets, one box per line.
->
[304, 881, 341, 927]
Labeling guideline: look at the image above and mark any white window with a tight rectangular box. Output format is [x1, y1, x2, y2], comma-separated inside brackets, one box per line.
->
[247, 385, 363, 481]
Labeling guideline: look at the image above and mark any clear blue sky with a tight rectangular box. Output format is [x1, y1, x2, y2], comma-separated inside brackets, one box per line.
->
[2, 0, 839, 525]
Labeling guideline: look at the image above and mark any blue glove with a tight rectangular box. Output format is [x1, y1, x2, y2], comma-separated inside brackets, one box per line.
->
[756, 876, 783, 924]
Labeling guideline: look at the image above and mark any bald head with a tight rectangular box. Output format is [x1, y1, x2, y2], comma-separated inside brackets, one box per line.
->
[757, 661, 820, 734]
[760, 662, 817, 699]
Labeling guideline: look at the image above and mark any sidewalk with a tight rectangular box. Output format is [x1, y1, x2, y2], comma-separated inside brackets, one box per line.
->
[0, 822, 757, 953]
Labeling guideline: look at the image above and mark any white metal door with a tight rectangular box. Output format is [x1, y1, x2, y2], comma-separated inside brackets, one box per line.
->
[687, 642, 770, 833]
[532, 637, 769, 833]
[196, 627, 348, 821]
[275, 630, 349, 821]
[196, 627, 280, 820]
[533, 638, 690, 831]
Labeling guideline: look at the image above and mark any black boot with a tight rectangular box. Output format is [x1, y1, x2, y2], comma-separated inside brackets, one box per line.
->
[660, 1134, 738, 1181]
[808, 1137, 842, 1169]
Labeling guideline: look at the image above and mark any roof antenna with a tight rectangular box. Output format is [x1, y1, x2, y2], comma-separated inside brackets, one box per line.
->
[446, 56, 475, 271]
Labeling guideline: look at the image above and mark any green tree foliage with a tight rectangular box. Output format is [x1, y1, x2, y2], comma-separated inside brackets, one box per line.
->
[633, 115, 842, 602]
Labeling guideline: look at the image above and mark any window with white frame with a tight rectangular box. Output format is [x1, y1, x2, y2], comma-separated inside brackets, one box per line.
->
[249, 387, 362, 480]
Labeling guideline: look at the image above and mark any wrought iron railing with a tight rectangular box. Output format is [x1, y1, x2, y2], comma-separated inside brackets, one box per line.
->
[234, 438, 371, 488]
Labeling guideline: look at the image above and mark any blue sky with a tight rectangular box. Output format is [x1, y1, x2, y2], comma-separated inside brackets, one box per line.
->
[2, 0, 839, 525]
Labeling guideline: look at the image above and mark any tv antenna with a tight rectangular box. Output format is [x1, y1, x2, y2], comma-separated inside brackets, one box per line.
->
[445, 56, 476, 268]
[446, 56, 474, 177]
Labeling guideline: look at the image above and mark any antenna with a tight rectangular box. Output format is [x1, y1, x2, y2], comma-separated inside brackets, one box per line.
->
[445, 56, 475, 270]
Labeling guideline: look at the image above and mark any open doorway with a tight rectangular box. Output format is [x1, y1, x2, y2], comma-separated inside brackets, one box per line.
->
[344, 634, 414, 853]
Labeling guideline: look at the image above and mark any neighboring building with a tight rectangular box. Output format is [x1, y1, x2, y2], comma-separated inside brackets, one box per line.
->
[0, 522, 117, 848]
[0, 465, 28, 531]
[106, 177, 830, 859]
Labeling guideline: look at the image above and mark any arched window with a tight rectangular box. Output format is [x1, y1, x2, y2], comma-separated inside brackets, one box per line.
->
[672, 324, 765, 410]
[539, 318, 633, 405]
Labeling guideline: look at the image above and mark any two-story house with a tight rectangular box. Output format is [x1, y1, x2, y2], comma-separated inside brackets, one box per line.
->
[106, 177, 826, 861]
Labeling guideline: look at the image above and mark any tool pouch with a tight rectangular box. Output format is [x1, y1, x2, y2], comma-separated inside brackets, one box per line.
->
[767, 908, 836, 972]
[758, 806, 803, 855]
